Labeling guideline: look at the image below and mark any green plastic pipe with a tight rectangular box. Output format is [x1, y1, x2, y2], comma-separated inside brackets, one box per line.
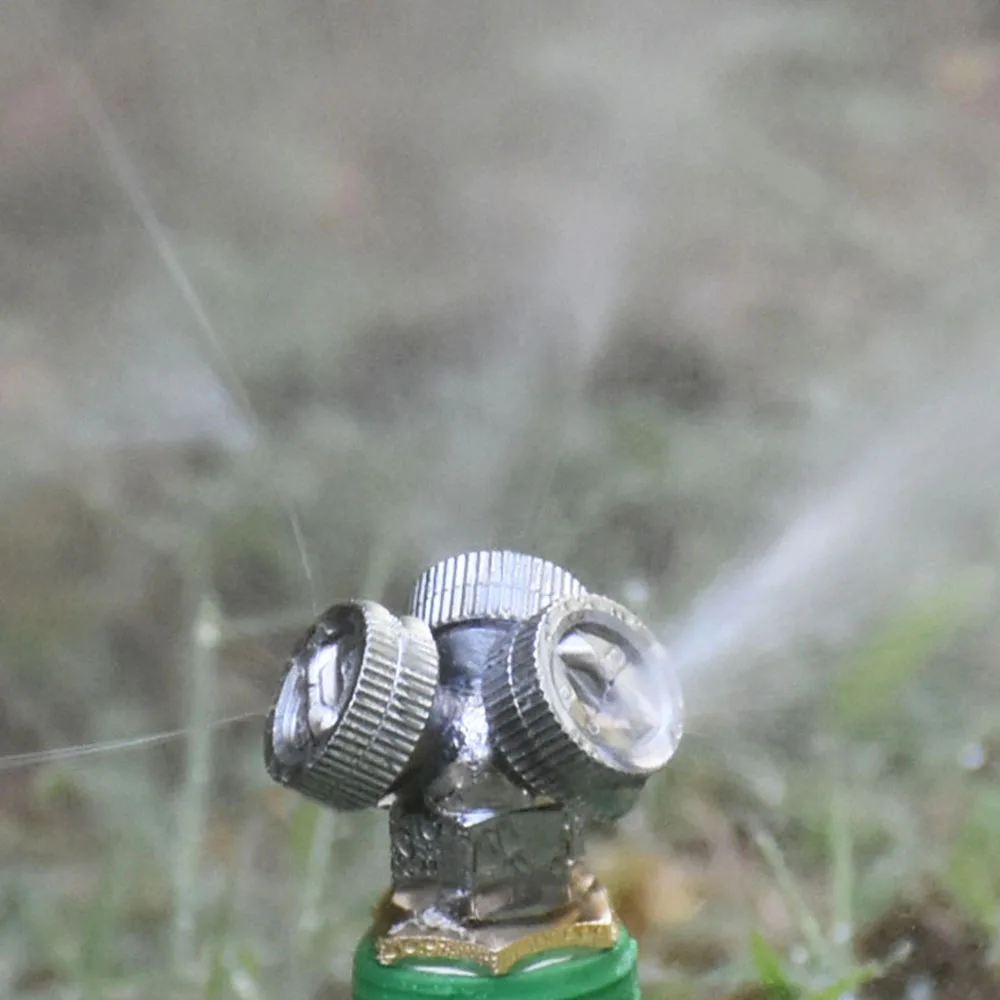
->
[352, 931, 641, 1000]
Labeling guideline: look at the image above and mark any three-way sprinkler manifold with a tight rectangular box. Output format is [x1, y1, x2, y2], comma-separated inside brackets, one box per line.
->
[265, 550, 684, 977]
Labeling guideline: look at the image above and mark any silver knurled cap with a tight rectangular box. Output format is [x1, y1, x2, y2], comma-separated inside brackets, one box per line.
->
[409, 550, 586, 630]
[484, 594, 683, 818]
[264, 600, 439, 811]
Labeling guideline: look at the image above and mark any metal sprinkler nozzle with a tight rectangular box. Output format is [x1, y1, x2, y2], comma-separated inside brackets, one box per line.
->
[264, 550, 684, 974]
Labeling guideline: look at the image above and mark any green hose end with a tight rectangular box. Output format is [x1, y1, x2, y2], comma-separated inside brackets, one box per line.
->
[352, 931, 640, 1000]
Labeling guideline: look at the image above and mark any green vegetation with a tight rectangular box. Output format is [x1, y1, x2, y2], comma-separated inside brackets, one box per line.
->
[3, 386, 999, 999]
[4, 0, 1000, 998]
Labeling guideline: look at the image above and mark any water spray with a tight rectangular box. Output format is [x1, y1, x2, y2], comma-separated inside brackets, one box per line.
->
[263, 549, 684, 999]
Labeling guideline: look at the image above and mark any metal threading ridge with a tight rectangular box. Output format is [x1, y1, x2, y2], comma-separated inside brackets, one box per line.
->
[409, 550, 586, 630]
[271, 601, 439, 810]
[483, 597, 649, 810]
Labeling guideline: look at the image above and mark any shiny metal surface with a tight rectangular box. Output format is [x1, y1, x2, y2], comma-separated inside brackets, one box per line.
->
[263, 549, 685, 970]
[373, 866, 619, 975]
[484, 594, 684, 818]
[389, 618, 583, 923]
[410, 550, 585, 630]
[264, 600, 439, 811]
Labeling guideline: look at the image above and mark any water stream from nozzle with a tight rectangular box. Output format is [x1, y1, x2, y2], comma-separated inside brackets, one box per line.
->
[662, 330, 1000, 731]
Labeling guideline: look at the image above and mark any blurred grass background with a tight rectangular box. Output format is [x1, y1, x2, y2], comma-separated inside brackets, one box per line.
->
[2, 1, 1000, 997]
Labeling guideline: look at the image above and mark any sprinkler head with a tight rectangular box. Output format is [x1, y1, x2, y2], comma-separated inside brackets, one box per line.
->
[263, 550, 684, 973]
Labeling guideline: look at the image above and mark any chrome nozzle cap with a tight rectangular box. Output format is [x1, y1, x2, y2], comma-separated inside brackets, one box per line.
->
[484, 593, 684, 818]
[409, 550, 585, 630]
[264, 600, 439, 810]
